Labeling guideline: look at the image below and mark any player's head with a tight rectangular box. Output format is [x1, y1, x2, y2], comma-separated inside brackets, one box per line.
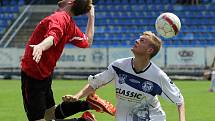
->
[131, 31, 162, 59]
[58, 0, 92, 16]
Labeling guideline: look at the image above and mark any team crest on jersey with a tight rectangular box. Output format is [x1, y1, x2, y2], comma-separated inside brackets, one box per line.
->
[142, 81, 154, 93]
[118, 74, 127, 84]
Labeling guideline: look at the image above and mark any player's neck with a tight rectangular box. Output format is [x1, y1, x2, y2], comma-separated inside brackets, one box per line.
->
[133, 57, 150, 72]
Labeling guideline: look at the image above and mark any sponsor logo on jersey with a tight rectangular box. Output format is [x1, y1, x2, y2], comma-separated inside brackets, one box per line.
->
[116, 88, 143, 99]
[129, 78, 140, 84]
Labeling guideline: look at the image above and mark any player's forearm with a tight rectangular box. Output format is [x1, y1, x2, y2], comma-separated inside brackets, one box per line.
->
[38, 36, 54, 51]
[85, 12, 95, 47]
[74, 84, 95, 99]
[177, 103, 186, 121]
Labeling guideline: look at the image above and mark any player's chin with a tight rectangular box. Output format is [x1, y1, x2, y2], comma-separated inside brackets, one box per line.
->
[132, 44, 137, 49]
[131, 47, 135, 52]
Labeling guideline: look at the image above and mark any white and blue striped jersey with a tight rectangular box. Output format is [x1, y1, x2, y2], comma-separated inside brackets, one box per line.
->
[88, 57, 184, 121]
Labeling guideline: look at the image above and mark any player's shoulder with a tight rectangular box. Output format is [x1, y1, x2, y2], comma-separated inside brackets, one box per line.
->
[109, 57, 132, 68]
[150, 62, 167, 77]
[112, 57, 132, 65]
[48, 11, 71, 21]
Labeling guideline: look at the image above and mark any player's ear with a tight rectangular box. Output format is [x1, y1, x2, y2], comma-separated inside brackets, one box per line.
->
[147, 47, 154, 54]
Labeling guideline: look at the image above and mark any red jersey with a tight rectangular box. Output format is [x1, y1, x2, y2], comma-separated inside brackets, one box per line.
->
[21, 11, 89, 80]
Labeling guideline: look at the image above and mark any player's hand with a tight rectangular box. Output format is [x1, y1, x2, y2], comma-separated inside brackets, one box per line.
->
[62, 95, 79, 102]
[29, 44, 43, 63]
[87, 4, 95, 17]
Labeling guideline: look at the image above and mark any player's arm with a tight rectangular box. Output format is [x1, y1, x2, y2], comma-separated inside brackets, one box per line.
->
[62, 72, 114, 102]
[85, 5, 95, 47]
[70, 6, 95, 48]
[177, 103, 185, 121]
[63, 84, 95, 102]
[159, 72, 186, 121]
[63, 64, 115, 102]
[30, 36, 54, 63]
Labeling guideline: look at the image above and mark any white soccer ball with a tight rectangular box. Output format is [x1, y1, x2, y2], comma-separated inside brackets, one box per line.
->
[155, 12, 181, 38]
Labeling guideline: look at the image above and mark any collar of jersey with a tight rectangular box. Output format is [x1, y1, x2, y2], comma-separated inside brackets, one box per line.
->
[131, 58, 152, 74]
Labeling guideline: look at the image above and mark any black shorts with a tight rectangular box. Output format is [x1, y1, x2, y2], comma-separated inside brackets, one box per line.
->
[21, 71, 55, 121]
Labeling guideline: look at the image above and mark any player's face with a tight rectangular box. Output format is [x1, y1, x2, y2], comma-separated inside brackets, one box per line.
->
[58, 0, 74, 8]
[131, 35, 154, 56]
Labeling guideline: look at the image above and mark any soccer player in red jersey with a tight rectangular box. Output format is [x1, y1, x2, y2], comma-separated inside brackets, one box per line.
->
[20, 0, 95, 120]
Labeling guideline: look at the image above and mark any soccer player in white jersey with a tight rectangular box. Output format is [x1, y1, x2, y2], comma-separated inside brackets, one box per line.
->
[63, 31, 186, 121]
[208, 56, 215, 92]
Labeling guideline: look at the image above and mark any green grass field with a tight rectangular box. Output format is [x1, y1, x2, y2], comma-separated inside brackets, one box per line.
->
[0, 80, 214, 121]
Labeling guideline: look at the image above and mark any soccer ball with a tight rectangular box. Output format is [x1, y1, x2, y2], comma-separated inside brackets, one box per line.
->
[155, 12, 181, 38]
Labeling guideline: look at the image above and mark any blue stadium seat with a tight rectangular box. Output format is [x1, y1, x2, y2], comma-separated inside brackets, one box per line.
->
[183, 33, 194, 40]
[2, 1, 10, 6]
[130, 0, 138, 4]
[3, 13, 15, 20]
[0, 20, 8, 27]
[106, 0, 113, 4]
[0, 27, 6, 34]
[170, 0, 177, 4]
[95, 26, 105, 33]
[208, 26, 215, 32]
[96, 12, 107, 19]
[11, 6, 19, 12]
[97, 0, 106, 4]
[137, 0, 146, 5]
[171, 40, 181, 46]
[113, 0, 120, 4]
[162, 40, 172, 47]
[123, 5, 131, 11]
[121, 0, 128, 4]
[10, 0, 17, 5]
[207, 40, 215, 45]
[155, 0, 161, 4]
[210, 33, 215, 39]
[18, 0, 25, 5]
[180, 40, 190, 46]
[146, 0, 153, 4]
[202, 0, 211, 4]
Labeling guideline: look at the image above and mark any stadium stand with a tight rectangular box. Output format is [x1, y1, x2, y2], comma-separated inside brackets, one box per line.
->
[74, 0, 215, 47]
[0, 0, 25, 48]
[0, 0, 214, 48]
[0, 0, 20, 40]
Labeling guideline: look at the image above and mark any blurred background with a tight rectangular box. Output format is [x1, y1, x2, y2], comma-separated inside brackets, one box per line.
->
[0, 0, 214, 79]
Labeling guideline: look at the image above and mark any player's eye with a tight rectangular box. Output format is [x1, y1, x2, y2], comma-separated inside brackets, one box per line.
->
[140, 39, 145, 43]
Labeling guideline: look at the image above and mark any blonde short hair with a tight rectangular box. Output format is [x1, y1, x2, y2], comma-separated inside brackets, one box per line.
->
[143, 31, 162, 58]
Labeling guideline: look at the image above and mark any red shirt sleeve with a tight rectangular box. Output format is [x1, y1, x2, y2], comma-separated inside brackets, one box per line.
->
[44, 12, 68, 46]
[70, 25, 89, 48]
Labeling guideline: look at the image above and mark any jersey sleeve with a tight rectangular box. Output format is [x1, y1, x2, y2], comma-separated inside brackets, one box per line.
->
[44, 13, 68, 46]
[70, 25, 89, 48]
[88, 62, 116, 90]
[160, 73, 184, 105]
